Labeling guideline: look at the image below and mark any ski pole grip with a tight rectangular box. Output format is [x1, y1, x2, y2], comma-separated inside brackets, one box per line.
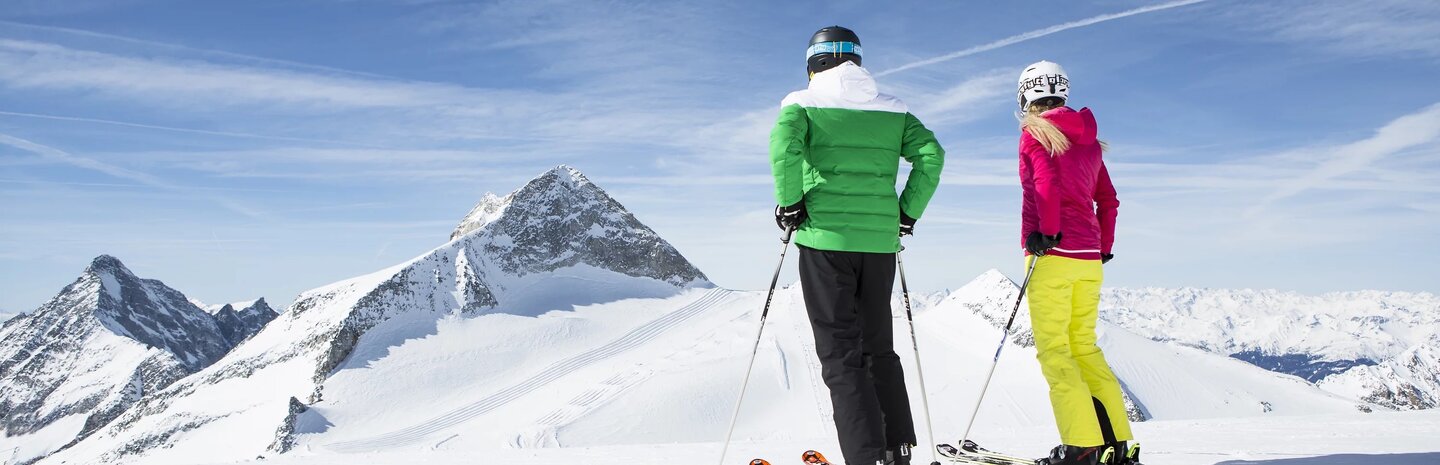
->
[782, 225, 795, 244]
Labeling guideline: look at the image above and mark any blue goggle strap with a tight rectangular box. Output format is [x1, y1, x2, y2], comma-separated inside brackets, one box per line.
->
[806, 41, 862, 59]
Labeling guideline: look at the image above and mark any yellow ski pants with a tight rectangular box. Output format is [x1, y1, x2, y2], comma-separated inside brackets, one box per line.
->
[1026, 255, 1133, 447]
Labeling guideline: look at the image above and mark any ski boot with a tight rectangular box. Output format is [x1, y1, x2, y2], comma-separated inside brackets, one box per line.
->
[750, 460, 772, 465]
[886, 443, 912, 465]
[1108, 442, 1141, 465]
[1038, 444, 1114, 465]
[801, 450, 833, 465]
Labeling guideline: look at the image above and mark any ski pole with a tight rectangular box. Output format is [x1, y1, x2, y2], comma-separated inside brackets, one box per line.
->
[717, 225, 796, 465]
[955, 254, 1041, 447]
[896, 247, 942, 465]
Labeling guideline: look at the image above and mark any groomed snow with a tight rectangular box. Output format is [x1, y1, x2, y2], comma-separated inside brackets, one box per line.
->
[76, 275, 1386, 465]
[185, 409, 1440, 465]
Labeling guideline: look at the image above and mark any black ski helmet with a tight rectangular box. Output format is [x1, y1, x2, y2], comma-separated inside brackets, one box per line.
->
[807, 25, 861, 76]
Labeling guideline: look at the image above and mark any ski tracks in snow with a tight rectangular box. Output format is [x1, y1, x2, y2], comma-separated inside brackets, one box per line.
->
[510, 286, 841, 448]
[511, 289, 809, 448]
[324, 289, 735, 453]
[782, 288, 834, 437]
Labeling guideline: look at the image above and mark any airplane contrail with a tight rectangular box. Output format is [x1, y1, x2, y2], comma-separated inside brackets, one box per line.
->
[877, 0, 1212, 76]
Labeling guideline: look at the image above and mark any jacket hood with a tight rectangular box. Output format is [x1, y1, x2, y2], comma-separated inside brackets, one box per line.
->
[1039, 106, 1098, 145]
[809, 61, 879, 103]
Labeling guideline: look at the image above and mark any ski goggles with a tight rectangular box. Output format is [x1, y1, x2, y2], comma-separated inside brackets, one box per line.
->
[806, 41, 862, 59]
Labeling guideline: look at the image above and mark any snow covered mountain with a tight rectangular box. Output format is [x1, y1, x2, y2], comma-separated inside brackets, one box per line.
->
[11, 166, 1421, 465]
[41, 268, 1367, 465]
[39, 165, 710, 464]
[1098, 287, 1440, 409]
[447, 165, 706, 288]
[0, 256, 238, 462]
[1318, 335, 1440, 410]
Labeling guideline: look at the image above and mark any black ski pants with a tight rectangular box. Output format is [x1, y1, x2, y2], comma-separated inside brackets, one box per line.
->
[798, 245, 916, 465]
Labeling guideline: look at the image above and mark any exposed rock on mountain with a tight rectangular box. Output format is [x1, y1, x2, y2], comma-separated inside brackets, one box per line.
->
[0, 256, 234, 462]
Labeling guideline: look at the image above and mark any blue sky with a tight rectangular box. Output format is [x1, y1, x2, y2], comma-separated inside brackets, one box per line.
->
[2, 0, 1438, 313]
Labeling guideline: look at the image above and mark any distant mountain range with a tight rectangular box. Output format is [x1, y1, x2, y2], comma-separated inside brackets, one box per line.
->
[2, 165, 1432, 465]
[1100, 287, 1439, 409]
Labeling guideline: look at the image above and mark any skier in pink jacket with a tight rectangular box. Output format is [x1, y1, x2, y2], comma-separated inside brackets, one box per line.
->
[1016, 61, 1137, 465]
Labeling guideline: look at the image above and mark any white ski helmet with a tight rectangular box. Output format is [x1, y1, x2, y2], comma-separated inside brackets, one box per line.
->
[1017, 60, 1069, 111]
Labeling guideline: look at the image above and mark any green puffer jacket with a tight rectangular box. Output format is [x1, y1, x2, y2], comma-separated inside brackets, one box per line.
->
[770, 62, 945, 253]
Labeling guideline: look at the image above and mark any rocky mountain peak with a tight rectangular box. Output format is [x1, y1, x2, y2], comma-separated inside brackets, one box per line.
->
[456, 165, 708, 286]
[86, 254, 128, 273]
[73, 255, 232, 370]
[450, 165, 594, 241]
[0, 255, 242, 454]
[212, 298, 279, 346]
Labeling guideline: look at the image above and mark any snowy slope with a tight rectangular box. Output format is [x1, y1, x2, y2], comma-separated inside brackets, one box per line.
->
[1100, 288, 1440, 409]
[285, 273, 1357, 465]
[180, 409, 1440, 465]
[0, 256, 233, 463]
[916, 273, 1361, 433]
[37, 262, 1374, 464]
[40, 165, 711, 465]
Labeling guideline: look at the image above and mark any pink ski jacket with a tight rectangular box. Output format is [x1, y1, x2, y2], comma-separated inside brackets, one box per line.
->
[1019, 106, 1119, 260]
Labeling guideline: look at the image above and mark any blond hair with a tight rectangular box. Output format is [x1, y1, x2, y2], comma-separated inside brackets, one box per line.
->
[1021, 101, 1107, 156]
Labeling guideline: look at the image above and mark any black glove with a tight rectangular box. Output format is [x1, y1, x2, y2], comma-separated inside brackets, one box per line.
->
[774, 202, 807, 231]
[1101, 253, 1114, 264]
[1025, 231, 1063, 256]
[899, 211, 917, 237]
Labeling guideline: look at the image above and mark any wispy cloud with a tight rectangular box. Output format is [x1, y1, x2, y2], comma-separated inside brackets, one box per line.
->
[98, 147, 549, 184]
[877, 0, 1211, 76]
[1238, 0, 1440, 59]
[907, 69, 1014, 125]
[416, 0, 724, 89]
[1248, 102, 1440, 216]
[0, 39, 475, 109]
[0, 0, 155, 18]
[0, 133, 266, 218]
[0, 37, 723, 153]
[0, 19, 400, 79]
[0, 110, 386, 147]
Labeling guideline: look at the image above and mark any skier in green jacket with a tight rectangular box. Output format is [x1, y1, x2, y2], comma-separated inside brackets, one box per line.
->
[770, 25, 945, 465]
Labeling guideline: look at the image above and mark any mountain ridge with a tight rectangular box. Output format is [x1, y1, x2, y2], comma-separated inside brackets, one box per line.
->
[38, 165, 711, 464]
[0, 255, 261, 463]
[9, 166, 1431, 465]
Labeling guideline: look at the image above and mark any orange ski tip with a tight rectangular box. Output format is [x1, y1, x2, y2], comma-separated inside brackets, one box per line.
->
[749, 459, 772, 465]
[801, 449, 830, 464]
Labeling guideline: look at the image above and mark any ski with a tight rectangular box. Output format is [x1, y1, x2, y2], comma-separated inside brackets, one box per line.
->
[938, 440, 1130, 465]
[800, 450, 833, 465]
[936, 440, 1034, 465]
[942, 455, 1029, 465]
